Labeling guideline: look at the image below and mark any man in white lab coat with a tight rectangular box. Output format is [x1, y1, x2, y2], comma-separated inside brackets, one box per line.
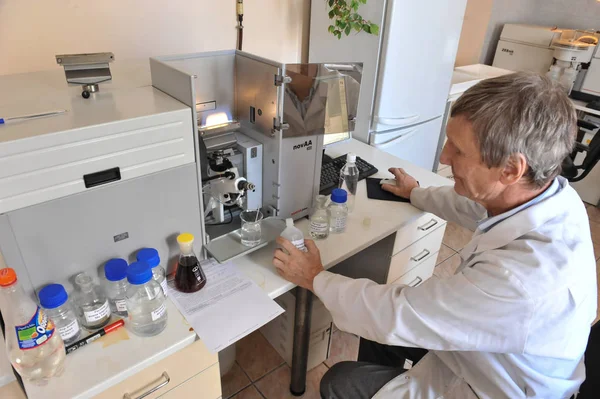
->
[273, 72, 598, 398]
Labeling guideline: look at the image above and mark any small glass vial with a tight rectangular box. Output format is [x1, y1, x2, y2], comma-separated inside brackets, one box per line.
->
[136, 248, 167, 297]
[104, 258, 130, 317]
[328, 188, 348, 234]
[310, 195, 330, 240]
[174, 233, 207, 293]
[38, 284, 81, 346]
[125, 261, 168, 337]
[73, 272, 111, 329]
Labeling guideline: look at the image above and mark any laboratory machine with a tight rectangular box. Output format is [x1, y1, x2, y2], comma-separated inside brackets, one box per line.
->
[150, 50, 362, 261]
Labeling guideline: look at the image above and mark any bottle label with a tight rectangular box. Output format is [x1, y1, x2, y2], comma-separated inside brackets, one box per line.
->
[160, 279, 168, 298]
[192, 265, 205, 282]
[15, 307, 55, 350]
[115, 299, 128, 313]
[84, 300, 110, 323]
[151, 303, 167, 321]
[58, 319, 80, 341]
[292, 239, 308, 252]
[310, 221, 329, 233]
[331, 216, 347, 231]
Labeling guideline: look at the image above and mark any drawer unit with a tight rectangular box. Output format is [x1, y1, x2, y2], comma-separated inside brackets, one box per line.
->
[160, 363, 221, 399]
[94, 340, 218, 399]
[260, 291, 333, 371]
[391, 255, 437, 287]
[392, 213, 445, 255]
[387, 225, 445, 284]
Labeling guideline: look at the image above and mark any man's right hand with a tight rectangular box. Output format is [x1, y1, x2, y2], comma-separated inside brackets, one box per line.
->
[381, 168, 420, 199]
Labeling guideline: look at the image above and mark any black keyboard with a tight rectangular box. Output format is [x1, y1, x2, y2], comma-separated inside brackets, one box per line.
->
[319, 154, 378, 195]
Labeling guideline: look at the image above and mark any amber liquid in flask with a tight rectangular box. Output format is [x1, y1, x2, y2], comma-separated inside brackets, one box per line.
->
[174, 233, 207, 293]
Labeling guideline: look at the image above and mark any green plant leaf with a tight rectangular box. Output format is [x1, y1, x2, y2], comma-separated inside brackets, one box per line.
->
[370, 23, 379, 35]
[362, 24, 371, 34]
[328, 25, 336, 33]
[329, 0, 335, 6]
[328, 9, 335, 18]
[344, 25, 352, 35]
[359, 0, 367, 3]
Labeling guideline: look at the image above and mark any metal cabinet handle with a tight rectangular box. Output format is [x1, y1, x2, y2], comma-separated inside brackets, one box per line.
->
[418, 219, 438, 231]
[410, 249, 430, 262]
[123, 372, 170, 399]
[408, 276, 423, 287]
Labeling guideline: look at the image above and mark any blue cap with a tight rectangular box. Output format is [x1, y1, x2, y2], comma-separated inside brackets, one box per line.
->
[105, 258, 128, 282]
[136, 248, 160, 268]
[331, 188, 348, 204]
[39, 284, 68, 309]
[127, 261, 153, 285]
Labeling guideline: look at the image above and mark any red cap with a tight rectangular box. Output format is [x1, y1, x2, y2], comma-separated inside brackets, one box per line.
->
[0, 268, 17, 287]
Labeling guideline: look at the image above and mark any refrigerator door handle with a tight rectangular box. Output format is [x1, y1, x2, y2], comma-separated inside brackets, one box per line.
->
[371, 127, 419, 150]
[374, 114, 420, 127]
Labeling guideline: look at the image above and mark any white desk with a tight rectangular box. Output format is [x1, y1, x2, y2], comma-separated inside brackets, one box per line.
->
[0, 139, 452, 398]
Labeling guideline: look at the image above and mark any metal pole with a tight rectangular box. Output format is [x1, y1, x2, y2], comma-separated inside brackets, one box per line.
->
[290, 287, 313, 396]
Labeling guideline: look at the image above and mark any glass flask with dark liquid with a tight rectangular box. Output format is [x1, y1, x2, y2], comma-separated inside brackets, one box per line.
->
[174, 233, 207, 293]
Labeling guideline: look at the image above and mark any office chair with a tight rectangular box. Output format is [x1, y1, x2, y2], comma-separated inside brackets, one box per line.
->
[561, 120, 600, 182]
[575, 321, 600, 398]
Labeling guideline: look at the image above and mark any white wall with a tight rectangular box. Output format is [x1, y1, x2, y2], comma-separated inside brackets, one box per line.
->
[481, 0, 600, 65]
[0, 0, 310, 76]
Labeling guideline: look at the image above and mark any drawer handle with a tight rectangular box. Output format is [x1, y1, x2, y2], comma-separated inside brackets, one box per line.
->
[408, 276, 423, 287]
[418, 218, 438, 231]
[410, 249, 430, 262]
[123, 371, 170, 399]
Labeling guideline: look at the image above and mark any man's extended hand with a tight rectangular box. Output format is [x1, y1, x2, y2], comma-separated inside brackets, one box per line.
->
[272, 237, 324, 292]
[382, 167, 419, 199]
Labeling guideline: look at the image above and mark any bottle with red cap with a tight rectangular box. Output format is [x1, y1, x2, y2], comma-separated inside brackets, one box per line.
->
[0, 268, 65, 385]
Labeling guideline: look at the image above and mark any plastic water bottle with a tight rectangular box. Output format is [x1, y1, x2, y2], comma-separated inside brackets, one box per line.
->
[281, 218, 307, 252]
[39, 284, 81, 346]
[73, 272, 111, 329]
[126, 261, 168, 337]
[0, 268, 65, 385]
[328, 188, 348, 234]
[310, 195, 330, 240]
[104, 258, 130, 317]
[339, 153, 359, 212]
[136, 248, 168, 298]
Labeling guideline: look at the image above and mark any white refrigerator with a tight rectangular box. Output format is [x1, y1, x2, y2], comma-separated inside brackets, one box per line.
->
[309, 0, 467, 171]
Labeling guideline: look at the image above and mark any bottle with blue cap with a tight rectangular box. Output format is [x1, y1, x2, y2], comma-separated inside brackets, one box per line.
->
[328, 188, 349, 234]
[73, 272, 111, 329]
[125, 261, 168, 337]
[39, 283, 81, 345]
[136, 248, 167, 298]
[104, 258, 130, 317]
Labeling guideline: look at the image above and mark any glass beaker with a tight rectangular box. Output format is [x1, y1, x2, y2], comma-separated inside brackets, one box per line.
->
[240, 210, 263, 247]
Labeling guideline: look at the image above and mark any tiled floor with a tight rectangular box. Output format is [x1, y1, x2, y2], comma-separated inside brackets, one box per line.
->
[220, 188, 600, 398]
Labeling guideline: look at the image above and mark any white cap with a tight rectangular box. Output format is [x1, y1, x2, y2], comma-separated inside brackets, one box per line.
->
[286, 218, 294, 227]
[347, 153, 357, 163]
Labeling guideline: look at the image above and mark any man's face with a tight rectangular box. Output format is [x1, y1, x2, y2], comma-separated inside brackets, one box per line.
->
[439, 115, 504, 202]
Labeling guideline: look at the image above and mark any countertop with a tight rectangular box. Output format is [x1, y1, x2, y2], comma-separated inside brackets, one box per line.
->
[235, 138, 453, 299]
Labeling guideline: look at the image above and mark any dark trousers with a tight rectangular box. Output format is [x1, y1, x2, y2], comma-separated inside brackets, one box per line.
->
[320, 338, 428, 399]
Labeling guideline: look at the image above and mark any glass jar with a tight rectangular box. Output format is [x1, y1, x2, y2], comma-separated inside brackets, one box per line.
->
[310, 195, 330, 239]
[328, 188, 348, 234]
[125, 261, 168, 337]
[104, 258, 130, 317]
[73, 272, 111, 329]
[136, 248, 167, 297]
[38, 283, 81, 346]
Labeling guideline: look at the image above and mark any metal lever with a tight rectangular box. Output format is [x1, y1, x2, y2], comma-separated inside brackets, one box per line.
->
[123, 372, 170, 399]
[417, 219, 438, 231]
[410, 249, 430, 262]
[408, 276, 423, 287]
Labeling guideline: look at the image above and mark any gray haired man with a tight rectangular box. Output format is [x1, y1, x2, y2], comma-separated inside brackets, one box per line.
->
[273, 72, 597, 398]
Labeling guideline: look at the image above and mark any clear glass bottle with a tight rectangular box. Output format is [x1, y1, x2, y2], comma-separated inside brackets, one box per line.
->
[328, 188, 349, 234]
[125, 261, 168, 337]
[174, 233, 207, 293]
[310, 195, 330, 240]
[339, 153, 359, 212]
[136, 248, 167, 298]
[73, 272, 111, 329]
[0, 268, 65, 385]
[38, 284, 81, 346]
[104, 258, 130, 317]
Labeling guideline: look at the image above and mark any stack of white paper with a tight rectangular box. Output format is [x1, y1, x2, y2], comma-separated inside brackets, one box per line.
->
[168, 259, 284, 352]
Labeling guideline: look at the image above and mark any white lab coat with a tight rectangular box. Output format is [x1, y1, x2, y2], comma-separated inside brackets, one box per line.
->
[314, 177, 597, 398]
